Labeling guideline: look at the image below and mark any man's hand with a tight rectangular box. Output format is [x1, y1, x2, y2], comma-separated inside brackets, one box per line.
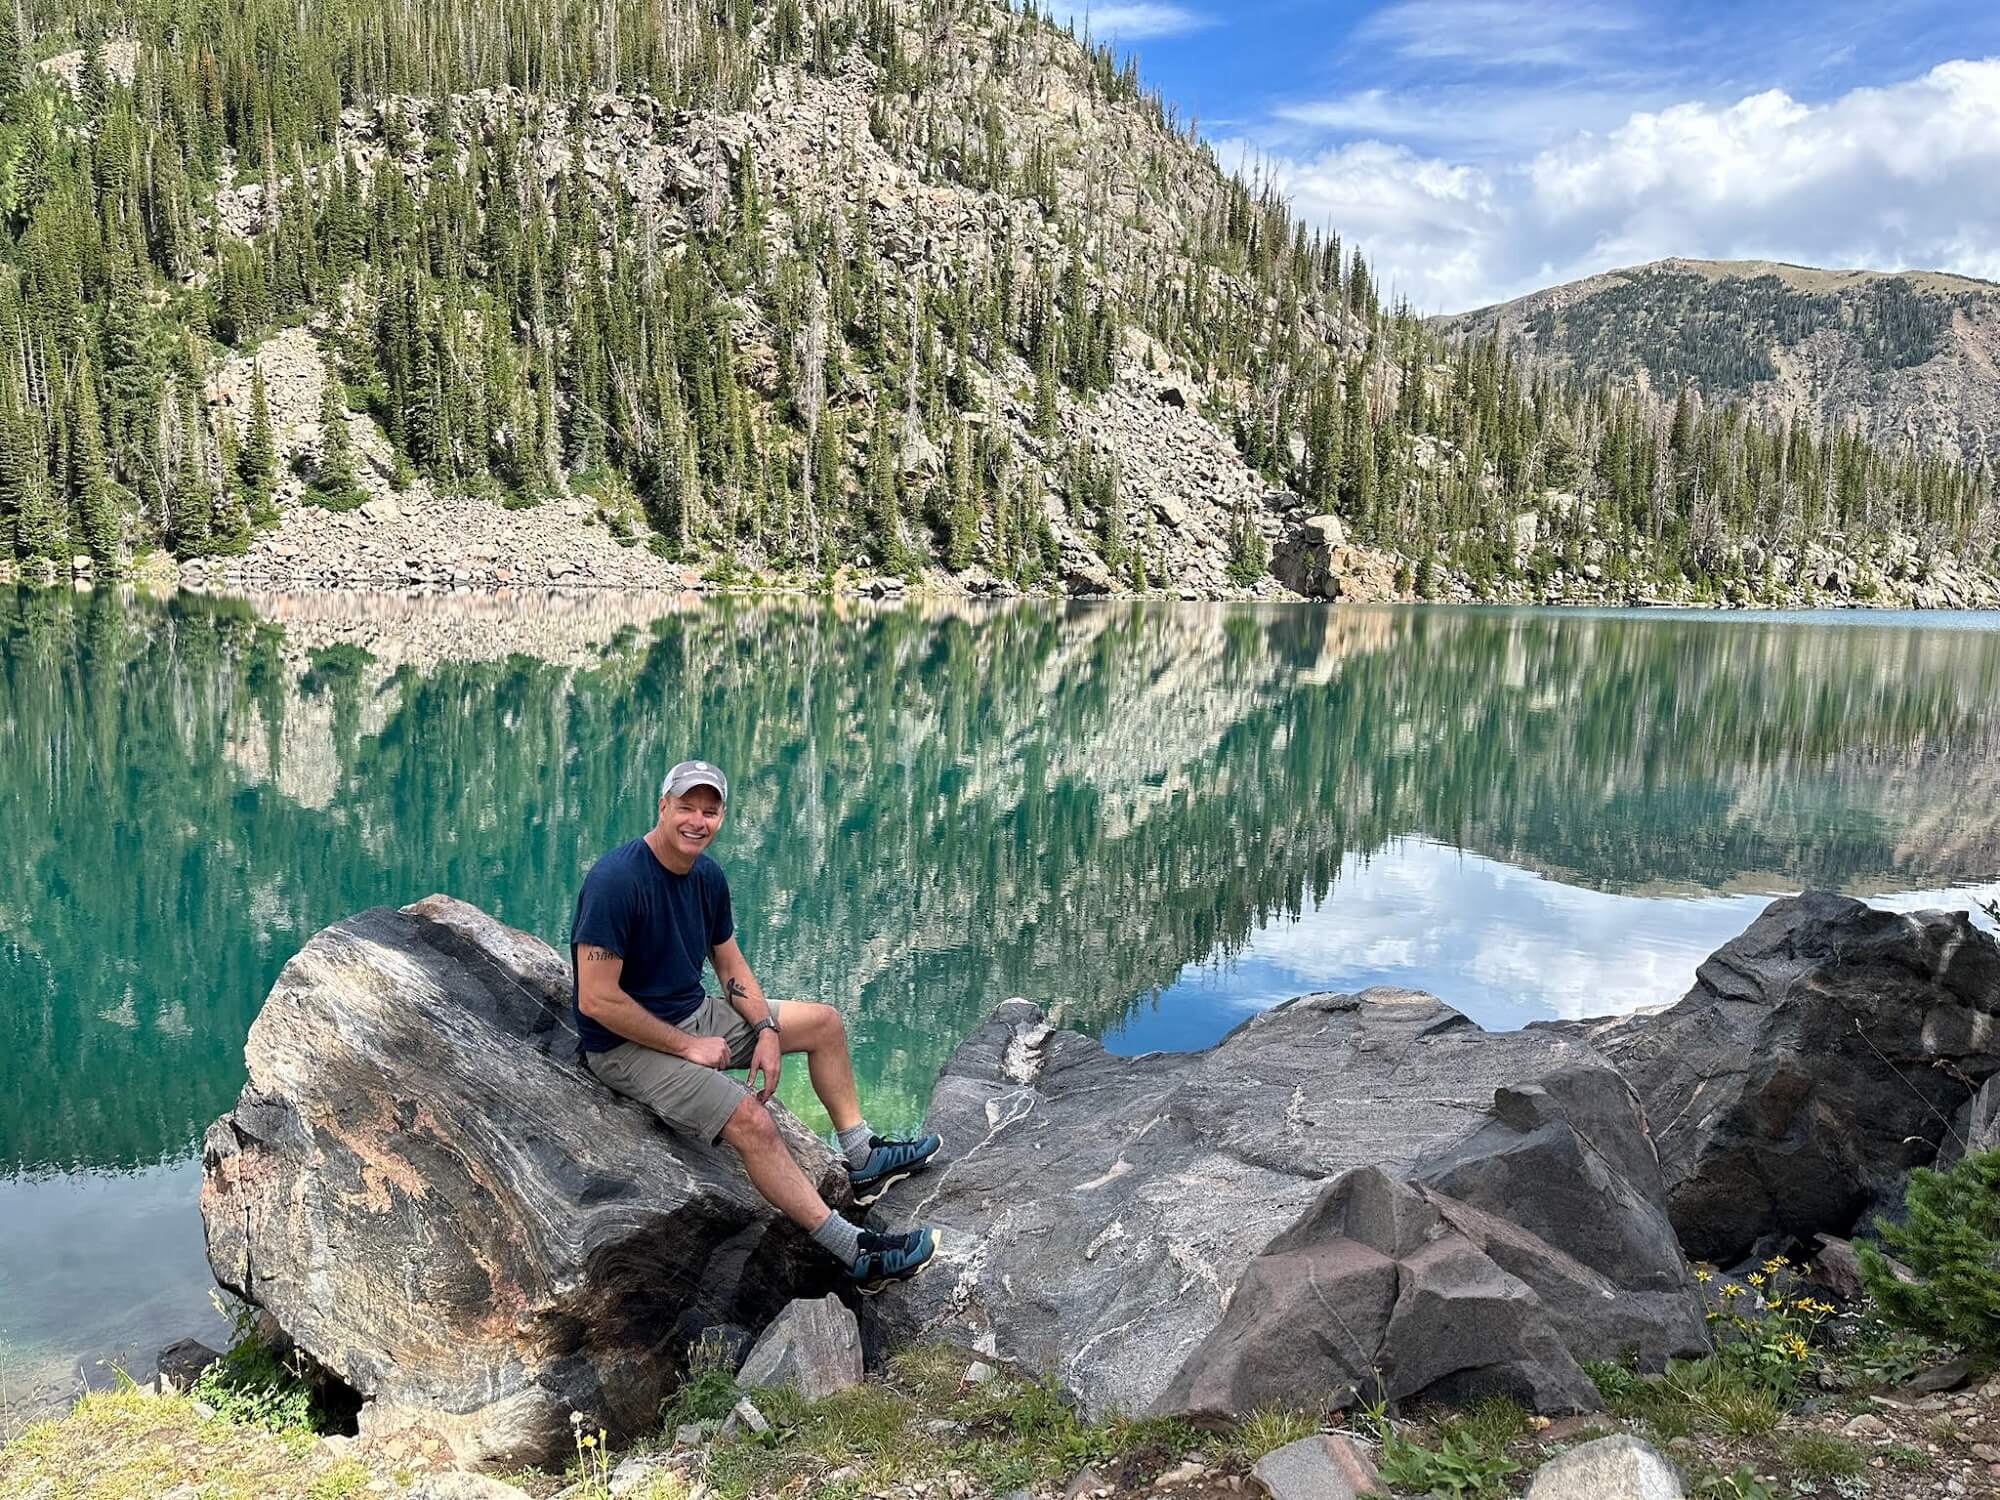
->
[748, 1029, 782, 1102]
[682, 1034, 731, 1070]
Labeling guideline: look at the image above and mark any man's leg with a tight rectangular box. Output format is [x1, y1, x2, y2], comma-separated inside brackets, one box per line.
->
[719, 1093, 940, 1285]
[718, 1094, 839, 1228]
[772, 1000, 942, 1202]
[775, 1000, 862, 1133]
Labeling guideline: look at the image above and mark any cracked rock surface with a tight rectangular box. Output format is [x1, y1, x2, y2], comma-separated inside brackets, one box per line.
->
[867, 990, 1705, 1420]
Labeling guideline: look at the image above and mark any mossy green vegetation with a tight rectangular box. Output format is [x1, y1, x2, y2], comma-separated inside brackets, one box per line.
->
[0, 1388, 371, 1500]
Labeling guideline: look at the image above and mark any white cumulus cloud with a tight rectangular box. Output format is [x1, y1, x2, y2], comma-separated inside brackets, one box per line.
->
[1050, 3, 1209, 41]
[1242, 57, 2000, 313]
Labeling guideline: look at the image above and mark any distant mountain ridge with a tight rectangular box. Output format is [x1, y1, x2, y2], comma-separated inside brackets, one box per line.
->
[1444, 258, 2000, 468]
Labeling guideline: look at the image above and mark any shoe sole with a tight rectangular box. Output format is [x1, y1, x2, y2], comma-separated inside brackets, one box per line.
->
[855, 1229, 942, 1296]
[848, 1135, 945, 1207]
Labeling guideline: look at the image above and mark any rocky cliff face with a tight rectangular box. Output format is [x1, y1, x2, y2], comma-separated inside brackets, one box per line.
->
[1445, 259, 2000, 469]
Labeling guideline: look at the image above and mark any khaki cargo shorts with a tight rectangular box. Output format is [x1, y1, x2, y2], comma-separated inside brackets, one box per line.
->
[584, 994, 783, 1144]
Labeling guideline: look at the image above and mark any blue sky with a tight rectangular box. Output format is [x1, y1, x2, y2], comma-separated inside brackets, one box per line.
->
[1055, 1, 2000, 311]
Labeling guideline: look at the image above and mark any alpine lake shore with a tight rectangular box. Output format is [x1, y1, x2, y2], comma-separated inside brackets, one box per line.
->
[4, 883, 1999, 1500]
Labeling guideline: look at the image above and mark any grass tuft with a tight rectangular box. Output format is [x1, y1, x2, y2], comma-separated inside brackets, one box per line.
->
[1785, 1431, 1866, 1481]
[1230, 1407, 1319, 1461]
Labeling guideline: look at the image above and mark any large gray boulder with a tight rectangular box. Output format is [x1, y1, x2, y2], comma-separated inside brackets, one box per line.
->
[1545, 893, 2000, 1263]
[200, 896, 849, 1470]
[871, 990, 1705, 1419]
[1270, 517, 1400, 602]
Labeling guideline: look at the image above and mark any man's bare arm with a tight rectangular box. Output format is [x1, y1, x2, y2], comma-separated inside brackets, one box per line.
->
[575, 946, 709, 1059]
[710, 936, 773, 1027]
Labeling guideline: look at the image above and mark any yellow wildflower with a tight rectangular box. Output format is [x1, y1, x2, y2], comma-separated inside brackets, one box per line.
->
[1693, 1267, 1713, 1283]
[1746, 1272, 1765, 1288]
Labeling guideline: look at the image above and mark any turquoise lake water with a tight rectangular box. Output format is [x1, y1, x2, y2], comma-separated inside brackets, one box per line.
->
[2, 587, 1997, 1424]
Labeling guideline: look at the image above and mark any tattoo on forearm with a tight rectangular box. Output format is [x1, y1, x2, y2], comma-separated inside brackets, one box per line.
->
[582, 946, 619, 962]
[726, 977, 749, 1000]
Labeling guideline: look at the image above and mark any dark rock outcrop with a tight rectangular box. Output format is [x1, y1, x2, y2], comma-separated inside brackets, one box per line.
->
[200, 896, 847, 1470]
[1271, 515, 1401, 602]
[154, 1338, 222, 1393]
[870, 989, 1705, 1420]
[1544, 893, 2000, 1263]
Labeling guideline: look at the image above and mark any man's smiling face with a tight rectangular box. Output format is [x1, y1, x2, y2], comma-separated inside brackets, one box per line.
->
[658, 785, 725, 862]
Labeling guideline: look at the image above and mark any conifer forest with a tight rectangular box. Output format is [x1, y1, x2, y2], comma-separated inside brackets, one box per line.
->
[0, 0, 1993, 601]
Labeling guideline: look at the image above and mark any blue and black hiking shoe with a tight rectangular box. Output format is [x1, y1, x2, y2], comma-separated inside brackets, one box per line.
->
[846, 1226, 941, 1292]
[848, 1132, 944, 1205]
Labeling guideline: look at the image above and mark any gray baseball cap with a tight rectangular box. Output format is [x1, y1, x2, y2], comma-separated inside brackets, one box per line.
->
[662, 759, 729, 802]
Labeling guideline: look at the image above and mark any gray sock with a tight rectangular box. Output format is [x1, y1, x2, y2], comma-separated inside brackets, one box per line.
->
[837, 1120, 875, 1169]
[810, 1209, 862, 1269]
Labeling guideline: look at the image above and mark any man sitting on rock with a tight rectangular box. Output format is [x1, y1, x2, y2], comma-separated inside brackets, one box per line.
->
[572, 759, 943, 1288]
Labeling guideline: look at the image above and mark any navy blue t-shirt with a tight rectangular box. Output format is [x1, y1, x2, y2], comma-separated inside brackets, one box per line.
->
[570, 838, 735, 1053]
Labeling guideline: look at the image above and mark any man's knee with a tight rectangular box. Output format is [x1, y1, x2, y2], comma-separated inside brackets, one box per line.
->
[721, 1093, 779, 1150]
[790, 1000, 846, 1050]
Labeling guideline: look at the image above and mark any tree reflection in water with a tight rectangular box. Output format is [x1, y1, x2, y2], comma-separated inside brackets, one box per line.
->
[4, 586, 1998, 1179]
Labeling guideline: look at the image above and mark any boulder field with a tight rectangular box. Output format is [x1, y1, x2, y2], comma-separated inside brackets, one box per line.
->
[197, 891, 2000, 1469]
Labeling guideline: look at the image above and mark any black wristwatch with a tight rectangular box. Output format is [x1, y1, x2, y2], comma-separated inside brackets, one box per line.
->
[749, 1017, 780, 1041]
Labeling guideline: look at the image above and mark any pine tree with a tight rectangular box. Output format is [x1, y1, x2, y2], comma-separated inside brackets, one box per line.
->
[240, 363, 278, 523]
[68, 356, 119, 561]
[168, 393, 213, 557]
[0, 5, 21, 122]
[210, 414, 251, 551]
[312, 360, 361, 505]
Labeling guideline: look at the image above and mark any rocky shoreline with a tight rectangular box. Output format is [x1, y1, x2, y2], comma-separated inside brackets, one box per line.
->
[5, 891, 1999, 1498]
[152, 891, 2000, 1493]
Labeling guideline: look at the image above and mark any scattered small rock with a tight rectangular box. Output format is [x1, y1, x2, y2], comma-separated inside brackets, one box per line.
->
[1841, 1413, 1891, 1439]
[1523, 1434, 1683, 1499]
[606, 1454, 682, 1496]
[964, 1361, 998, 1385]
[737, 1294, 864, 1401]
[1251, 1434, 1385, 1500]
[404, 1475, 535, 1500]
[153, 1338, 221, 1393]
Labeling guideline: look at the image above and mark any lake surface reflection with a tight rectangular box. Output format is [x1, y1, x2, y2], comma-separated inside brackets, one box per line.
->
[2, 588, 1997, 1423]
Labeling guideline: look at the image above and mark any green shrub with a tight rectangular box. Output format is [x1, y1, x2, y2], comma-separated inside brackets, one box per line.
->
[1225, 514, 1268, 586]
[1692, 1464, 1780, 1500]
[189, 1322, 319, 1437]
[1859, 1148, 2000, 1359]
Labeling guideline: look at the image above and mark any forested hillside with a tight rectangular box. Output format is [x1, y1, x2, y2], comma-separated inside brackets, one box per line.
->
[1446, 259, 2000, 471]
[0, 1, 1994, 604]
